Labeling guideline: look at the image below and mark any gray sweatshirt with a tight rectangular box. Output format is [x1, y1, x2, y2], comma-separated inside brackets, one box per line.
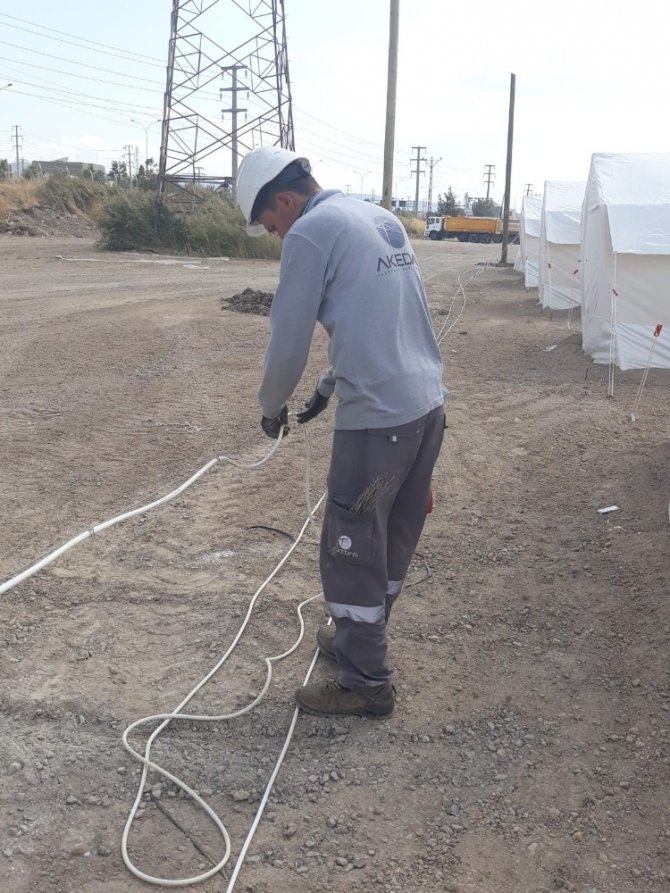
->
[259, 189, 445, 430]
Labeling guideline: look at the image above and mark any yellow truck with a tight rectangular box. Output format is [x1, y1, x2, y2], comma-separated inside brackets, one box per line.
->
[425, 215, 519, 244]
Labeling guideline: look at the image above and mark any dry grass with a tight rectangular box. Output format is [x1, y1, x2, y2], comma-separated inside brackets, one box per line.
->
[399, 215, 426, 238]
[0, 180, 43, 216]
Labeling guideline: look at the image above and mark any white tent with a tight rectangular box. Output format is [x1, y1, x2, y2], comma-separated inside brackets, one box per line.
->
[582, 152, 670, 372]
[539, 181, 585, 310]
[519, 194, 543, 287]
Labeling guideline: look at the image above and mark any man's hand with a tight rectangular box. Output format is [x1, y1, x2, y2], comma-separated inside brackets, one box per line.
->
[296, 388, 330, 424]
[261, 405, 289, 439]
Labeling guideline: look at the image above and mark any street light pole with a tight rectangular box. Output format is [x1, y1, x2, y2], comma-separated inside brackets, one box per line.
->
[130, 118, 162, 164]
[353, 169, 372, 200]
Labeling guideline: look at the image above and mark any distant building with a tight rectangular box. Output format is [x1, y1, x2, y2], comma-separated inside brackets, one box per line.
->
[33, 158, 105, 179]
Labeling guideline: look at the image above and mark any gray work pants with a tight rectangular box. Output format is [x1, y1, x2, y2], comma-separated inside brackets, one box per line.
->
[320, 405, 445, 690]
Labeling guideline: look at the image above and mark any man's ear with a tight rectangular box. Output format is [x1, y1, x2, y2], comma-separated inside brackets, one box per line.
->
[274, 190, 295, 210]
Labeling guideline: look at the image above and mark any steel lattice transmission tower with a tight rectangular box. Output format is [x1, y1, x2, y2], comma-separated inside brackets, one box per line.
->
[156, 0, 295, 214]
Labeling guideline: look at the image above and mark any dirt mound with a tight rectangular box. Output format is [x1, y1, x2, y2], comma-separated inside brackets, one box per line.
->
[222, 286, 274, 316]
[0, 206, 98, 238]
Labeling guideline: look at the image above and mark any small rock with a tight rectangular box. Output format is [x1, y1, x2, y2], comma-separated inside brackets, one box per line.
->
[66, 795, 79, 805]
[282, 823, 297, 839]
[232, 790, 250, 802]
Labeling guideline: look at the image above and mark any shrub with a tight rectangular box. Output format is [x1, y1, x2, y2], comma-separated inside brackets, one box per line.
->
[42, 175, 105, 215]
[97, 189, 281, 259]
[182, 199, 280, 259]
[97, 190, 166, 251]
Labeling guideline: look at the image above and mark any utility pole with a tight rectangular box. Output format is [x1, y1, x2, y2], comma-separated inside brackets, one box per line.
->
[124, 144, 134, 188]
[221, 64, 248, 203]
[524, 182, 533, 195]
[12, 125, 21, 180]
[427, 156, 441, 215]
[484, 163, 496, 201]
[411, 145, 426, 216]
[500, 72, 516, 266]
[381, 0, 399, 210]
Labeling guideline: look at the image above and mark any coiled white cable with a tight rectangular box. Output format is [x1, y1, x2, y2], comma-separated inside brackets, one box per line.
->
[121, 493, 326, 887]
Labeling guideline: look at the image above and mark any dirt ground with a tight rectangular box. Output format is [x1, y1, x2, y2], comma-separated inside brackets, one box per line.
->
[1, 235, 668, 893]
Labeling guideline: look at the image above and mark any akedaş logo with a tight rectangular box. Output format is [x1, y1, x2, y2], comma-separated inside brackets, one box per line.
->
[375, 215, 406, 249]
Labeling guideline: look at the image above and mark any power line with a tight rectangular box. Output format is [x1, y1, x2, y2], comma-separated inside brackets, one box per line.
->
[0, 54, 166, 95]
[0, 39, 165, 85]
[0, 68, 161, 115]
[292, 107, 386, 151]
[4, 87, 141, 129]
[0, 14, 163, 66]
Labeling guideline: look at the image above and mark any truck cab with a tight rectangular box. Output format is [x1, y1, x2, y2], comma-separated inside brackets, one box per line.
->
[425, 216, 445, 240]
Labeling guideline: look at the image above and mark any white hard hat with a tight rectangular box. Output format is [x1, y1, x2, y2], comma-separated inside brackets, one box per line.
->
[236, 146, 311, 236]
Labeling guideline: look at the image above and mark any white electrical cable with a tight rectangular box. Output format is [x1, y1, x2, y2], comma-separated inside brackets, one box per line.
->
[122, 594, 325, 889]
[121, 493, 326, 890]
[435, 264, 487, 345]
[121, 494, 325, 886]
[0, 432, 285, 597]
[224, 640, 324, 892]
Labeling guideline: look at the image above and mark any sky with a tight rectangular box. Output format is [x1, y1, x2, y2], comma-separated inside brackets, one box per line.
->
[0, 0, 669, 212]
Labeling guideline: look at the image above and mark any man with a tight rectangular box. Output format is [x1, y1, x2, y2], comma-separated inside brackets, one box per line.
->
[236, 146, 446, 719]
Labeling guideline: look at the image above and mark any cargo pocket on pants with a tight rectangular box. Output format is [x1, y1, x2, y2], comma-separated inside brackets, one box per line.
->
[325, 499, 376, 566]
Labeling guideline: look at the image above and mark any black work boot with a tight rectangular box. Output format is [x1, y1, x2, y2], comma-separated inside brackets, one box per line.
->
[295, 679, 394, 718]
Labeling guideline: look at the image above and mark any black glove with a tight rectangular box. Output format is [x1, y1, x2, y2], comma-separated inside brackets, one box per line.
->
[296, 388, 330, 424]
[261, 404, 289, 439]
